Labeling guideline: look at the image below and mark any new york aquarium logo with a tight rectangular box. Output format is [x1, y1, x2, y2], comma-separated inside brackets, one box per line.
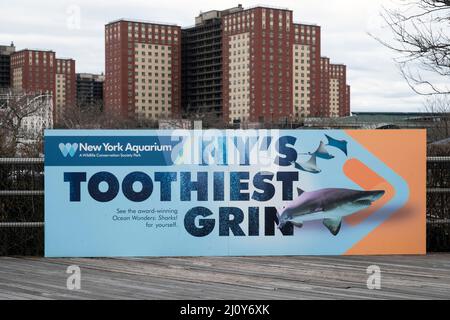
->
[59, 143, 78, 158]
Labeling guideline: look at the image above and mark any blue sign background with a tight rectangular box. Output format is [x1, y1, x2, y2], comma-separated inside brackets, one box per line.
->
[44, 129, 410, 257]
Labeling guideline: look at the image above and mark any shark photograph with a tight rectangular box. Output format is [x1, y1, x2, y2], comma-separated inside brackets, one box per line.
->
[277, 187, 385, 236]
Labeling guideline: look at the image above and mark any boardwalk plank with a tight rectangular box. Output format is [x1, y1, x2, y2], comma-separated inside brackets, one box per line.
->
[0, 255, 449, 299]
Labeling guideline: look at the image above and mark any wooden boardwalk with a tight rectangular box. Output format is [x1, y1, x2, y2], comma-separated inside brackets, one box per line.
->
[0, 254, 449, 299]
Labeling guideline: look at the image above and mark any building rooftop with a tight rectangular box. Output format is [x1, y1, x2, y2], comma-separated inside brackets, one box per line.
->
[349, 111, 446, 123]
[305, 112, 447, 128]
[221, 4, 292, 17]
[13, 48, 55, 54]
[106, 18, 179, 27]
[193, 5, 244, 26]
[293, 22, 319, 27]
[246, 4, 291, 11]
[0, 42, 15, 49]
[77, 73, 105, 80]
[352, 111, 445, 117]
[0, 45, 15, 55]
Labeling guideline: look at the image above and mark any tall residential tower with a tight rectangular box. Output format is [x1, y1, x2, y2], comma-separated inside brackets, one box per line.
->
[55, 58, 76, 122]
[10, 49, 76, 122]
[104, 19, 181, 120]
[0, 43, 15, 89]
[181, 5, 244, 117]
[105, 6, 351, 123]
[76, 73, 104, 108]
[10, 49, 56, 98]
[221, 6, 349, 123]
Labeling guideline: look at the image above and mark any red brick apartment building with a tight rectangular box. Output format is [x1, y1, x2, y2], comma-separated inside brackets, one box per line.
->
[55, 58, 76, 122]
[105, 6, 350, 124]
[10, 49, 56, 101]
[222, 6, 349, 123]
[104, 19, 181, 120]
[346, 85, 351, 116]
[222, 7, 294, 123]
[319, 57, 331, 117]
[10, 49, 76, 123]
[293, 23, 321, 118]
[329, 64, 347, 117]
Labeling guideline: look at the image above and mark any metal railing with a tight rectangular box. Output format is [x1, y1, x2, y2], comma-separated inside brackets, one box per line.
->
[0, 157, 449, 253]
[427, 156, 450, 162]
[1, 157, 449, 228]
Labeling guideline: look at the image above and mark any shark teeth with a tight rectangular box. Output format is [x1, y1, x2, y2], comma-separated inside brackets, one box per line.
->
[354, 199, 373, 206]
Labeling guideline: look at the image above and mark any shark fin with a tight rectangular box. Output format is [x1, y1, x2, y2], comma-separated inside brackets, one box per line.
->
[297, 187, 305, 197]
[291, 221, 303, 228]
[323, 218, 342, 236]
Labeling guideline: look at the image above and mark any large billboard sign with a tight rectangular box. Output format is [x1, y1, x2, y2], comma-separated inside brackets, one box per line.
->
[44, 130, 426, 257]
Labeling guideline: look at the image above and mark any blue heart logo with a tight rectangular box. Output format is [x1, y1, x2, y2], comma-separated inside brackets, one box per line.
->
[59, 143, 78, 158]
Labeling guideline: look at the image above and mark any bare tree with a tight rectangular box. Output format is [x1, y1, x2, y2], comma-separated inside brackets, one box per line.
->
[174, 108, 231, 129]
[423, 95, 450, 140]
[18, 135, 44, 157]
[189, 111, 229, 129]
[0, 127, 15, 157]
[54, 102, 103, 129]
[373, 0, 450, 95]
[0, 91, 51, 156]
[55, 102, 160, 129]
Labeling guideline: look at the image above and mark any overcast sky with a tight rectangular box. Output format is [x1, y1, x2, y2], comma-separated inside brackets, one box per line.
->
[0, 0, 428, 112]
